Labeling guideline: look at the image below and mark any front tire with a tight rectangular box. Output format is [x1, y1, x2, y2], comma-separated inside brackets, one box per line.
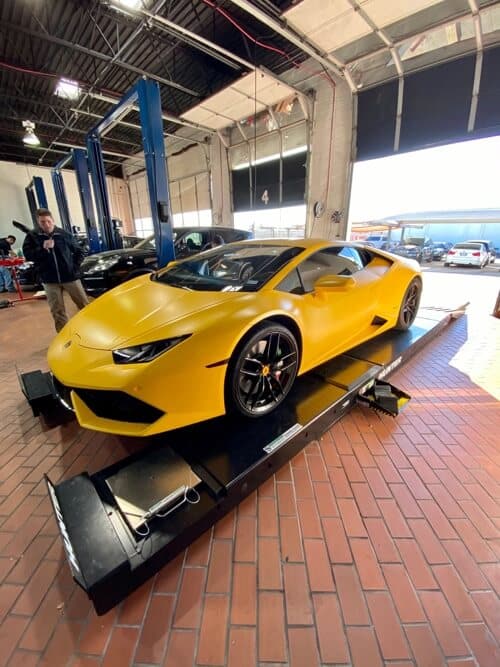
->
[226, 322, 299, 418]
[394, 278, 422, 331]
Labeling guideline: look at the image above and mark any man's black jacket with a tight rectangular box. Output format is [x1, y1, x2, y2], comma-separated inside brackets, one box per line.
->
[0, 238, 11, 257]
[22, 228, 85, 284]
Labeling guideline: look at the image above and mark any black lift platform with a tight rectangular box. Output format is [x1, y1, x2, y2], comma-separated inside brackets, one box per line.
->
[41, 305, 461, 614]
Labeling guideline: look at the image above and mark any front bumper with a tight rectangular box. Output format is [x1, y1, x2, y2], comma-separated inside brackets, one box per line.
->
[52, 375, 164, 426]
[81, 272, 114, 294]
[48, 330, 228, 437]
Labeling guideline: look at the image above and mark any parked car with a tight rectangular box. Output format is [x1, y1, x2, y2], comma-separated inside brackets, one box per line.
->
[444, 242, 489, 268]
[465, 240, 496, 264]
[392, 237, 433, 263]
[15, 234, 144, 291]
[48, 239, 423, 437]
[363, 234, 389, 249]
[80, 226, 253, 295]
[431, 241, 453, 261]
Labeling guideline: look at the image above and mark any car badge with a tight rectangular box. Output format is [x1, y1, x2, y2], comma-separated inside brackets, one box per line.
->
[64, 340, 72, 349]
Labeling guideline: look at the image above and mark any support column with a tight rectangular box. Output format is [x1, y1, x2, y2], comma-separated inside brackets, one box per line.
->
[209, 131, 233, 228]
[305, 78, 355, 241]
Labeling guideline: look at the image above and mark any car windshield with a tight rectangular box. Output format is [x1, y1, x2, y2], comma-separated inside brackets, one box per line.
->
[134, 230, 186, 251]
[134, 235, 156, 251]
[154, 243, 304, 292]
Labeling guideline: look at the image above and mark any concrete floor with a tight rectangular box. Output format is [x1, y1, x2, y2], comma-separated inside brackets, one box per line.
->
[0, 270, 499, 666]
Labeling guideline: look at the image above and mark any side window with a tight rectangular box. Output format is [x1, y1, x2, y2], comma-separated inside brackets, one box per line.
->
[275, 267, 303, 294]
[184, 232, 203, 252]
[297, 247, 365, 293]
[338, 246, 366, 271]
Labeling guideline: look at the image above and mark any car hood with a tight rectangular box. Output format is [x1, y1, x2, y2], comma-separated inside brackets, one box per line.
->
[69, 275, 241, 350]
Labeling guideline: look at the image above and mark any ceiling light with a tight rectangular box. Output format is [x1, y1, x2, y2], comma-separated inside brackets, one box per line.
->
[112, 0, 142, 10]
[55, 78, 81, 100]
[22, 120, 40, 146]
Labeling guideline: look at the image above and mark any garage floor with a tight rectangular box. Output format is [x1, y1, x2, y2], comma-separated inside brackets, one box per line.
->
[0, 271, 499, 667]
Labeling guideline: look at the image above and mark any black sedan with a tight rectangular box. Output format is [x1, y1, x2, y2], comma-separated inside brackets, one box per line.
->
[15, 234, 141, 291]
[80, 226, 252, 295]
[431, 242, 453, 261]
[392, 238, 433, 263]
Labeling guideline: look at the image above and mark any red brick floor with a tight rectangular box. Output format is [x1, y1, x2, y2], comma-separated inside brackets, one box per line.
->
[0, 272, 499, 667]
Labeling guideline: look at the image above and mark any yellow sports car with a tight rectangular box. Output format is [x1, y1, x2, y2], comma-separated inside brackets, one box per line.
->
[48, 239, 422, 436]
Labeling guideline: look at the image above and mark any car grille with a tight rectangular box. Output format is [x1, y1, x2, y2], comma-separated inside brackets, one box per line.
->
[52, 376, 163, 424]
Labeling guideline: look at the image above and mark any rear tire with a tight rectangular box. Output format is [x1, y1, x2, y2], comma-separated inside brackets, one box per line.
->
[394, 278, 422, 331]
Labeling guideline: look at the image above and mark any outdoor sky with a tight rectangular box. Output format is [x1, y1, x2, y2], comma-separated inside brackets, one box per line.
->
[348, 135, 500, 223]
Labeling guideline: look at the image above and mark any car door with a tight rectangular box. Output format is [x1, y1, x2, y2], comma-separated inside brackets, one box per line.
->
[292, 246, 381, 368]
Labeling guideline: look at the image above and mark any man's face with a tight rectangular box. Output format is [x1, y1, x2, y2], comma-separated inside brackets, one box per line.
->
[38, 216, 55, 234]
[6, 236, 15, 246]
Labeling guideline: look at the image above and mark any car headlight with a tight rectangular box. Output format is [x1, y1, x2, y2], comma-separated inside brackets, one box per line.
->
[85, 257, 121, 274]
[112, 335, 191, 364]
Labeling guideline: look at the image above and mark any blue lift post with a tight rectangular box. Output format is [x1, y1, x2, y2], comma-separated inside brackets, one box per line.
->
[25, 176, 49, 226]
[52, 150, 101, 254]
[51, 160, 73, 234]
[86, 78, 175, 266]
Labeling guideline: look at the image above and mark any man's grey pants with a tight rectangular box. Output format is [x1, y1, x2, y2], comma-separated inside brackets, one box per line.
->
[43, 281, 89, 332]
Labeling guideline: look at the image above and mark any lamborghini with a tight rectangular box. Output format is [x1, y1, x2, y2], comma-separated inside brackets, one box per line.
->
[48, 239, 422, 436]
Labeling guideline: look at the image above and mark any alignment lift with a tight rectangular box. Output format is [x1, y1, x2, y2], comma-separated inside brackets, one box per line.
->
[29, 304, 461, 615]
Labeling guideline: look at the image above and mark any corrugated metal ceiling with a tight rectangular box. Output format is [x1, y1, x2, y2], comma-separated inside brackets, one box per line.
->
[1, 0, 499, 176]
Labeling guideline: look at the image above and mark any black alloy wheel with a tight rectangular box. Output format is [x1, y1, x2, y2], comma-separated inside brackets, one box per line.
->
[394, 278, 422, 331]
[228, 323, 299, 418]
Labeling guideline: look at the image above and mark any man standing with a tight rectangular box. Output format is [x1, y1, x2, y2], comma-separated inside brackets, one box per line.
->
[22, 209, 89, 332]
[0, 234, 16, 292]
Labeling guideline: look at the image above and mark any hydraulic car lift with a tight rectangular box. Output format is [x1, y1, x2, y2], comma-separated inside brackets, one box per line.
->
[52, 149, 101, 253]
[25, 176, 48, 226]
[85, 78, 175, 265]
[26, 303, 464, 615]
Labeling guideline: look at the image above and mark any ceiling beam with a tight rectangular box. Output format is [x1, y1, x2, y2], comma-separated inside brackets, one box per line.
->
[0, 21, 201, 99]
[111, 2, 310, 108]
[0, 113, 142, 150]
[86, 90, 215, 133]
[224, 0, 356, 91]
[71, 108, 208, 145]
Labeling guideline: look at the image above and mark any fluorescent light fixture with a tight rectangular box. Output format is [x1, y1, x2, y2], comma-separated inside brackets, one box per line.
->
[22, 120, 40, 146]
[55, 78, 81, 100]
[233, 145, 307, 170]
[113, 0, 142, 10]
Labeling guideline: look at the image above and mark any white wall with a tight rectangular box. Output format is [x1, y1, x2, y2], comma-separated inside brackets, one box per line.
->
[0, 161, 132, 248]
[126, 143, 212, 232]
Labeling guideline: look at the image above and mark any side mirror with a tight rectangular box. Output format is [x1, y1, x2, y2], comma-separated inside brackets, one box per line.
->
[314, 274, 355, 292]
